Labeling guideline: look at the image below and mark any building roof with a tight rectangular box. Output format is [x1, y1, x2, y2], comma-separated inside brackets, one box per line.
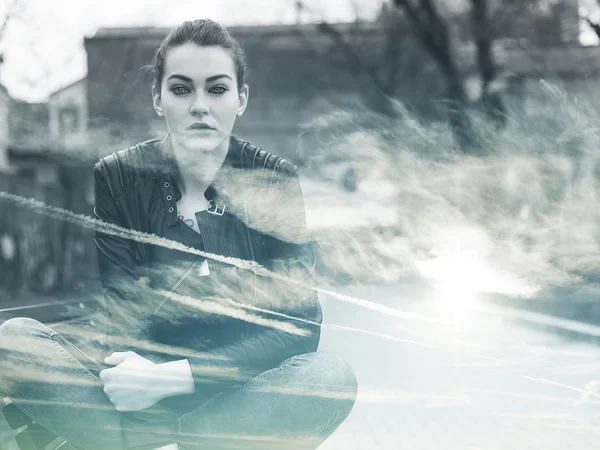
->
[87, 19, 600, 77]
[49, 77, 86, 99]
[88, 21, 381, 40]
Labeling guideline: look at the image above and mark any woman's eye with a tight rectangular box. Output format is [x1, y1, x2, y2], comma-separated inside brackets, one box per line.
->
[171, 85, 190, 95]
[209, 85, 228, 95]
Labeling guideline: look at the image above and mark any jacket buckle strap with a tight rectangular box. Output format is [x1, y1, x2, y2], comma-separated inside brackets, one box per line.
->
[207, 200, 226, 216]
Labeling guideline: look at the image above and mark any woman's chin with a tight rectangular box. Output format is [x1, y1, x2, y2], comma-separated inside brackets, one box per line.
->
[177, 134, 222, 153]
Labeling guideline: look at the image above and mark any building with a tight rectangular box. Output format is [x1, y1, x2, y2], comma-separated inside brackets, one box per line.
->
[0, 83, 9, 173]
[0, 78, 94, 297]
[82, 1, 589, 162]
[48, 78, 88, 156]
[83, 23, 381, 161]
[46, 77, 95, 207]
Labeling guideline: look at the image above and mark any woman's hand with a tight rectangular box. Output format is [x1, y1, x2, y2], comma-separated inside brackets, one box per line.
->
[99, 351, 170, 412]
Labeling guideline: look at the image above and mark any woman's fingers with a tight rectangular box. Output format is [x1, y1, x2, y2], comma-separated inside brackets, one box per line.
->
[104, 350, 138, 366]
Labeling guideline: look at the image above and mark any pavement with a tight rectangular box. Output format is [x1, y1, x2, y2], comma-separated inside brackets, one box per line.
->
[1, 280, 600, 449]
[317, 281, 600, 450]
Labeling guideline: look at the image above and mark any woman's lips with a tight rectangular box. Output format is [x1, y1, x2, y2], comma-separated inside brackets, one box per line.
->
[188, 123, 215, 130]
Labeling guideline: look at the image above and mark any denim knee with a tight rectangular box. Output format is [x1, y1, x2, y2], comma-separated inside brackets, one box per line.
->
[0, 318, 47, 388]
[0, 317, 45, 335]
[0, 317, 47, 343]
[0, 317, 52, 356]
[295, 352, 358, 403]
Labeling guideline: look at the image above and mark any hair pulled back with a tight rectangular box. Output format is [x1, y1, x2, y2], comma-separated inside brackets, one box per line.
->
[152, 19, 248, 91]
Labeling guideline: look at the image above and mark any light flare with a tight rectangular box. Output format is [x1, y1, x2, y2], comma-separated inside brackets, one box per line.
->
[415, 228, 539, 326]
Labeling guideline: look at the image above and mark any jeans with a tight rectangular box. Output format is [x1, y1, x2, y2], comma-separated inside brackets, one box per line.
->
[0, 317, 357, 450]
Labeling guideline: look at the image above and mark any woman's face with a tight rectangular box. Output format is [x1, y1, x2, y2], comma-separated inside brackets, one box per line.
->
[152, 43, 248, 154]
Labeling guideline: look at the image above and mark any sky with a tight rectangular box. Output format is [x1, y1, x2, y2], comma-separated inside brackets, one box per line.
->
[0, 0, 383, 102]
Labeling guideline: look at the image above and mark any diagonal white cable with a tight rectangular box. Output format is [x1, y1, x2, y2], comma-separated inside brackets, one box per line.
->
[0, 191, 445, 324]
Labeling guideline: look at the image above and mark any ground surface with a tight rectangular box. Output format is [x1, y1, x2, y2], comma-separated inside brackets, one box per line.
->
[318, 282, 600, 450]
[1, 281, 599, 450]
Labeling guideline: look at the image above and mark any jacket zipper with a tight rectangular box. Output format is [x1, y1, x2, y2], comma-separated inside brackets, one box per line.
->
[243, 200, 258, 340]
[244, 200, 256, 262]
[152, 254, 200, 316]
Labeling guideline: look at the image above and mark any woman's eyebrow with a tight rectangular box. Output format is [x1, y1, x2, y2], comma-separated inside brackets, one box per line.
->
[167, 74, 193, 83]
[166, 74, 232, 83]
[205, 74, 232, 82]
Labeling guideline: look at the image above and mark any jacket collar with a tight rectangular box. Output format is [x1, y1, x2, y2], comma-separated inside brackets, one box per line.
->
[156, 133, 246, 226]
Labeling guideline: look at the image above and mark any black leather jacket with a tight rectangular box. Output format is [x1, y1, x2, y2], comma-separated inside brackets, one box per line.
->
[93, 134, 321, 396]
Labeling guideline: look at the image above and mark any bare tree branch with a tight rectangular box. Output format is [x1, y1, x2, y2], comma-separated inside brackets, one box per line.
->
[312, 0, 541, 151]
[578, 0, 600, 40]
[291, 1, 397, 116]
[316, 21, 396, 116]
[0, 0, 25, 43]
[471, 0, 507, 128]
[471, 0, 494, 86]
[586, 16, 600, 39]
[391, 0, 479, 151]
[393, 0, 465, 102]
[0, 0, 27, 66]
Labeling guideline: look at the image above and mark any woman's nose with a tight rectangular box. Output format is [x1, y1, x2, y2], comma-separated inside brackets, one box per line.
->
[190, 94, 209, 116]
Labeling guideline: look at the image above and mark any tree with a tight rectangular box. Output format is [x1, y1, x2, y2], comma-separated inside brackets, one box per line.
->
[389, 0, 506, 151]
[314, 20, 399, 118]
[309, 0, 562, 153]
[0, 0, 27, 68]
[583, 0, 600, 39]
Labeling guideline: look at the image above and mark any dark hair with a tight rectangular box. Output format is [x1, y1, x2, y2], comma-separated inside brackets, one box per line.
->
[152, 19, 248, 92]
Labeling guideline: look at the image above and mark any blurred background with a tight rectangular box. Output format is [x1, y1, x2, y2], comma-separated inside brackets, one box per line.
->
[2, 0, 600, 299]
[3, 2, 600, 448]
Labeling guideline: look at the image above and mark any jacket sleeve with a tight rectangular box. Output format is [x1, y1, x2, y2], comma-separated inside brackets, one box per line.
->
[185, 170, 322, 396]
[93, 163, 152, 352]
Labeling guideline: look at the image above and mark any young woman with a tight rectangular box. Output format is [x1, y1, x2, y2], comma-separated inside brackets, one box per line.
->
[0, 19, 357, 450]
